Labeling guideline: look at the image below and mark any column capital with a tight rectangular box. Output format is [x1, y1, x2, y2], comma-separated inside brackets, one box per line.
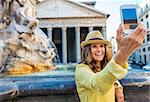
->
[62, 27, 67, 31]
[76, 27, 80, 31]
[89, 27, 93, 32]
[47, 27, 53, 41]
[47, 27, 52, 31]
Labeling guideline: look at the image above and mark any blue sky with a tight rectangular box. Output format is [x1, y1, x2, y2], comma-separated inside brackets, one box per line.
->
[73, 0, 142, 40]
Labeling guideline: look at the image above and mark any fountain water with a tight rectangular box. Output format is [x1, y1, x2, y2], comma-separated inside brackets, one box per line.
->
[48, 40, 61, 64]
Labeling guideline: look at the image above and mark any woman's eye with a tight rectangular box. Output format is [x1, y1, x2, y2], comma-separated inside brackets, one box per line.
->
[100, 45, 105, 47]
[91, 45, 96, 48]
[91, 44, 105, 48]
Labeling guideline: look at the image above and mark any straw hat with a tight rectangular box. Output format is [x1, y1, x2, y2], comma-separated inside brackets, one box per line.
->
[81, 30, 110, 48]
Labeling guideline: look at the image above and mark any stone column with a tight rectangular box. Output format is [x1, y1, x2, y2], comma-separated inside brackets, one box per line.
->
[75, 27, 81, 63]
[62, 27, 67, 64]
[89, 26, 93, 32]
[47, 27, 52, 42]
[102, 26, 107, 39]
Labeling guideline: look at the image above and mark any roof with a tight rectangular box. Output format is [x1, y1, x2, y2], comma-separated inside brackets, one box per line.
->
[36, 0, 109, 18]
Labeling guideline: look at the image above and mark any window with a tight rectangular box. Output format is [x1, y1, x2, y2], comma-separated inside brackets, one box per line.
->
[147, 34, 150, 42]
[143, 48, 146, 52]
[146, 4, 148, 8]
[139, 55, 141, 61]
[146, 14, 149, 18]
[141, 18, 143, 22]
[147, 21, 149, 29]
[148, 47, 150, 51]
[144, 55, 147, 64]
[139, 49, 141, 53]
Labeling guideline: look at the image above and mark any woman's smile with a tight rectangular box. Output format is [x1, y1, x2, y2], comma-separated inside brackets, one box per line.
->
[90, 43, 105, 62]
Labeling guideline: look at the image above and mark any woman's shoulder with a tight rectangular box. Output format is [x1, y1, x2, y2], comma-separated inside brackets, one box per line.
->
[75, 63, 93, 76]
[76, 63, 92, 71]
[76, 63, 89, 68]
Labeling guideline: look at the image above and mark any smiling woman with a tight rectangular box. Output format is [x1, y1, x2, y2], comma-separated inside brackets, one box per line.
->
[75, 23, 147, 102]
[75, 30, 125, 102]
[80, 31, 110, 73]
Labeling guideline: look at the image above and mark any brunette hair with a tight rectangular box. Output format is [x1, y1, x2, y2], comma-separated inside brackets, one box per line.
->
[80, 44, 109, 73]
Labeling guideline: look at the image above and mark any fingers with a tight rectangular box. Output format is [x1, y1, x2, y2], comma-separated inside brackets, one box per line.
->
[116, 25, 123, 49]
[131, 24, 144, 36]
[138, 28, 147, 43]
[116, 25, 123, 41]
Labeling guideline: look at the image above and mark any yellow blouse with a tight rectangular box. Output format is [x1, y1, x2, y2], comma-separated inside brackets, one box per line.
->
[75, 58, 128, 102]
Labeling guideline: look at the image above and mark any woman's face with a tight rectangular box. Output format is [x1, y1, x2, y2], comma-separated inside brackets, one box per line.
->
[90, 43, 105, 62]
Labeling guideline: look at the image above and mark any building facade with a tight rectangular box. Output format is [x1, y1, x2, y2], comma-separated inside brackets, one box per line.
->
[36, 0, 109, 64]
[133, 2, 150, 64]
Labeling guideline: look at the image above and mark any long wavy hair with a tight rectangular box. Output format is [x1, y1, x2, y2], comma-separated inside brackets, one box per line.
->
[80, 44, 112, 73]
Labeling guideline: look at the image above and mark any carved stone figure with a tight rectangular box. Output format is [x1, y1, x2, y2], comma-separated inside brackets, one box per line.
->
[0, 20, 55, 75]
[0, 0, 43, 40]
[0, 0, 55, 75]
[0, 0, 26, 29]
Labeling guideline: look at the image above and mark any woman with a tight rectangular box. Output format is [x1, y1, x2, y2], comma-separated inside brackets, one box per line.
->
[75, 24, 147, 102]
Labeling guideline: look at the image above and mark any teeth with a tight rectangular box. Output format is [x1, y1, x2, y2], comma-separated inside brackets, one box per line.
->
[96, 55, 101, 56]
[96, 54, 102, 56]
[96, 55, 102, 58]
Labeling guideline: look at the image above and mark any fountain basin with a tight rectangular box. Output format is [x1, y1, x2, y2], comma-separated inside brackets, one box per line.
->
[0, 65, 150, 102]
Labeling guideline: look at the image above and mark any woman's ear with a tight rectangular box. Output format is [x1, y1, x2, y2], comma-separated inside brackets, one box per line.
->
[106, 43, 113, 61]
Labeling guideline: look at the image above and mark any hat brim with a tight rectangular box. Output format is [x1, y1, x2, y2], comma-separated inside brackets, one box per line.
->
[81, 40, 110, 48]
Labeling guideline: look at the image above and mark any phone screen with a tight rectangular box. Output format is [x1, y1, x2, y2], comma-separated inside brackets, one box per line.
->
[122, 8, 138, 30]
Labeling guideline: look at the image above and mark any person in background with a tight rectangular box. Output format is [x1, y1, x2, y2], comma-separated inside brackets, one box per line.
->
[75, 24, 147, 102]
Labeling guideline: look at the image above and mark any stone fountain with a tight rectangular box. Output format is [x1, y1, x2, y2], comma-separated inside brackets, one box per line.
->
[0, 0, 79, 101]
[0, 0, 55, 75]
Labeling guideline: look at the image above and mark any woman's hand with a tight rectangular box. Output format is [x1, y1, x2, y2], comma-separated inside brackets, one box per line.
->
[115, 88, 124, 102]
[115, 24, 147, 66]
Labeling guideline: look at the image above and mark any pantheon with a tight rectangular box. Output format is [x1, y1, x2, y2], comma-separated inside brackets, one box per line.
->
[36, 0, 109, 63]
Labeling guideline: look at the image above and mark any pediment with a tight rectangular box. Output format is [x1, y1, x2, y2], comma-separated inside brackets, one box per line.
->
[36, 0, 108, 18]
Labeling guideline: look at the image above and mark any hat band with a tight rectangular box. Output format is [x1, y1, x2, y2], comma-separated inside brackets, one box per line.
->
[88, 38, 103, 40]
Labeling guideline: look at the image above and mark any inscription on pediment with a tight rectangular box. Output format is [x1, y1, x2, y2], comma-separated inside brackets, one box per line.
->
[39, 18, 106, 27]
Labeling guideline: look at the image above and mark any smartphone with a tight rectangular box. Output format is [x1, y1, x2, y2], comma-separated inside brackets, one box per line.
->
[120, 4, 138, 34]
